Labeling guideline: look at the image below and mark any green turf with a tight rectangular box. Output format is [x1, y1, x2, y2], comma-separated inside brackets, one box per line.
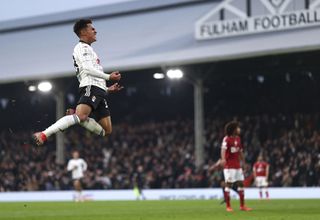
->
[0, 199, 319, 220]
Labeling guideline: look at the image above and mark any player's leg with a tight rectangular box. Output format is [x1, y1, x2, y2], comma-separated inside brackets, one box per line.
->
[95, 97, 113, 136]
[224, 182, 233, 211]
[73, 179, 82, 202]
[263, 187, 269, 199]
[32, 84, 104, 145]
[231, 182, 239, 195]
[263, 177, 269, 199]
[235, 169, 252, 211]
[98, 116, 112, 136]
[220, 181, 226, 204]
[75, 85, 107, 136]
[256, 177, 263, 199]
[33, 103, 101, 145]
[77, 104, 106, 136]
[32, 112, 81, 146]
[138, 186, 146, 200]
[263, 180, 269, 199]
[76, 103, 91, 121]
[259, 186, 263, 199]
[236, 181, 252, 211]
[236, 181, 245, 207]
[133, 184, 140, 200]
[223, 169, 233, 211]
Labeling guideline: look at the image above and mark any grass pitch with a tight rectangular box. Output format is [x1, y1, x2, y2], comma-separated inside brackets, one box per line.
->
[0, 199, 319, 220]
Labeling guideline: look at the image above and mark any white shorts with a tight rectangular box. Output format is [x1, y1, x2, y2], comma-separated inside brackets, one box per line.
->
[223, 169, 244, 183]
[255, 176, 268, 187]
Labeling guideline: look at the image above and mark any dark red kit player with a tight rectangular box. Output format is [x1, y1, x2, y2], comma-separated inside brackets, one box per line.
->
[220, 121, 252, 212]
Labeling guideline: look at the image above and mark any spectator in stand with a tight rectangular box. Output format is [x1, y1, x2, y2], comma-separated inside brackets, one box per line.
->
[0, 113, 319, 191]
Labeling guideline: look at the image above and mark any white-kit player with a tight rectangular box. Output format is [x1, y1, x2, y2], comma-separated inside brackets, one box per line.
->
[32, 19, 123, 146]
[67, 150, 88, 201]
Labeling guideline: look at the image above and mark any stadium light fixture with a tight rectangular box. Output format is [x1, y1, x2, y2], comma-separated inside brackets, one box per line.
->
[257, 75, 265, 83]
[153, 73, 165, 79]
[38, 81, 52, 92]
[166, 69, 183, 79]
[28, 85, 37, 92]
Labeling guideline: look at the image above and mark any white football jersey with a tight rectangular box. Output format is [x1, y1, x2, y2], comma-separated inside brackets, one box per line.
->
[67, 158, 88, 179]
[73, 41, 107, 90]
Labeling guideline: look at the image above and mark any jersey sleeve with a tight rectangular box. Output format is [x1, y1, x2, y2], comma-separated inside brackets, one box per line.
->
[82, 159, 88, 171]
[253, 162, 257, 171]
[67, 160, 73, 171]
[221, 137, 228, 149]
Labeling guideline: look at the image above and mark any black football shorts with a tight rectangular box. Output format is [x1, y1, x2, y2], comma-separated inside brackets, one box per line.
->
[78, 85, 110, 121]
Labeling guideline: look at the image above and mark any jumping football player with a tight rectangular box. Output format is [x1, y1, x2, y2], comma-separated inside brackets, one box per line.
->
[33, 19, 123, 145]
[253, 155, 270, 199]
[220, 121, 252, 212]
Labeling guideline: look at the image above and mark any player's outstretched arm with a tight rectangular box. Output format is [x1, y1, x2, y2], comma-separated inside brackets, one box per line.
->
[209, 159, 223, 172]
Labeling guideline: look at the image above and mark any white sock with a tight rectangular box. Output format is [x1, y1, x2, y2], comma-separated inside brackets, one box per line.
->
[80, 117, 105, 136]
[43, 115, 80, 137]
[74, 191, 82, 201]
[77, 191, 82, 199]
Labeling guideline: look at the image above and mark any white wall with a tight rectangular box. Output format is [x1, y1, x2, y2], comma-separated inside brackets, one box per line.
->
[0, 188, 319, 202]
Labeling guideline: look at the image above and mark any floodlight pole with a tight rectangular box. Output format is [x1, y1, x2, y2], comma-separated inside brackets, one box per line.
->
[162, 66, 206, 170]
[55, 90, 65, 164]
[193, 78, 204, 170]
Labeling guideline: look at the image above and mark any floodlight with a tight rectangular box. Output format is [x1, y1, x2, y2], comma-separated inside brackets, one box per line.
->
[28, 85, 37, 92]
[166, 69, 183, 79]
[153, 73, 165, 79]
[257, 75, 265, 83]
[38, 81, 52, 92]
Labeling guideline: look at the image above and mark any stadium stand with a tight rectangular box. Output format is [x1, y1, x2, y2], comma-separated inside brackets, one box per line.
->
[0, 113, 319, 191]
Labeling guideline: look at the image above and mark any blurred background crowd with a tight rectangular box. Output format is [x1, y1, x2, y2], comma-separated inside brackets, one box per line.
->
[1, 113, 319, 191]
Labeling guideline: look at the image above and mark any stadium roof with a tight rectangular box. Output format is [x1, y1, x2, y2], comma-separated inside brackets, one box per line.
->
[1, 0, 320, 83]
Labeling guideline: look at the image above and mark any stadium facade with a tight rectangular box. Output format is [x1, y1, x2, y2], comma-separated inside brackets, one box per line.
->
[1, 0, 320, 82]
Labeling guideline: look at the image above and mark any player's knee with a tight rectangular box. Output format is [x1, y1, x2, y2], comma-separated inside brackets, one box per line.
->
[76, 113, 88, 122]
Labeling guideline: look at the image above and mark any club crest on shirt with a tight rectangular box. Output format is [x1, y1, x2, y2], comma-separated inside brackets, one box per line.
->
[92, 96, 96, 102]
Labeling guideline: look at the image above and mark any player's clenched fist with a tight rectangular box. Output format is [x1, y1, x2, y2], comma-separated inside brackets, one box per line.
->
[110, 71, 121, 81]
[108, 83, 124, 93]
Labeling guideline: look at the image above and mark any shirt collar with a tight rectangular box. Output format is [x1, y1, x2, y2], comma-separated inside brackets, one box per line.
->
[79, 40, 91, 46]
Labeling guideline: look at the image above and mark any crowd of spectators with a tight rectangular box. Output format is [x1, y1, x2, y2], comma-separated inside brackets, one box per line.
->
[0, 113, 319, 191]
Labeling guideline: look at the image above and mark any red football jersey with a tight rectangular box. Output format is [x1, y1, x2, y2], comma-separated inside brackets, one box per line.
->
[253, 161, 269, 177]
[221, 136, 243, 169]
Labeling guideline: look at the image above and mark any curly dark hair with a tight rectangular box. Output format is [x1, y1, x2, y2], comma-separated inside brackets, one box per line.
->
[224, 121, 240, 136]
[73, 19, 92, 37]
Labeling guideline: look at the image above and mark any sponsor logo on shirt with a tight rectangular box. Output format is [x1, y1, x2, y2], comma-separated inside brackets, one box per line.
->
[230, 146, 239, 153]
